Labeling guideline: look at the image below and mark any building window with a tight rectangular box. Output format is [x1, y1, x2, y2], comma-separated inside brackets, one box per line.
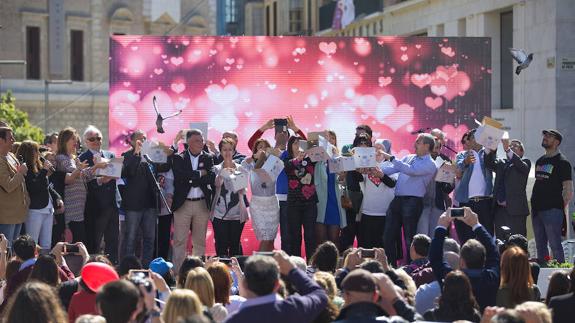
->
[70, 30, 84, 81]
[26, 26, 41, 79]
[265, 5, 270, 35]
[500, 11, 513, 109]
[273, 1, 277, 35]
[289, 0, 303, 33]
[225, 0, 237, 23]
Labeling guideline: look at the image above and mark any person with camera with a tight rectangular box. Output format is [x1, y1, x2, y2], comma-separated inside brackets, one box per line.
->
[247, 116, 307, 254]
[225, 251, 328, 323]
[0, 126, 29, 245]
[429, 207, 500, 311]
[16, 140, 63, 253]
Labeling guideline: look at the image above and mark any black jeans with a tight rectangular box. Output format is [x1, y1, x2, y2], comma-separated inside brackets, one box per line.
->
[358, 214, 386, 249]
[68, 220, 87, 244]
[156, 214, 173, 260]
[287, 203, 317, 258]
[212, 217, 244, 257]
[383, 196, 423, 266]
[339, 191, 363, 251]
[52, 213, 66, 247]
[455, 198, 493, 244]
[279, 201, 290, 253]
[90, 207, 120, 263]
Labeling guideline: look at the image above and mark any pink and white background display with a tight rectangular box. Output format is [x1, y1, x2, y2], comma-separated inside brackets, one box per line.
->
[109, 36, 491, 255]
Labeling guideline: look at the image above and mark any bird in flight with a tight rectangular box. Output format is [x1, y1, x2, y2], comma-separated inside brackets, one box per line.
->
[509, 48, 533, 75]
[153, 96, 182, 134]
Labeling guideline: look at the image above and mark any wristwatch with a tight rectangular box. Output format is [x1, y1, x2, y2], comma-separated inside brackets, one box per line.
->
[389, 155, 396, 162]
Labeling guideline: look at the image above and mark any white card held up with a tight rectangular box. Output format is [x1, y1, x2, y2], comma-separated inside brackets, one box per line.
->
[435, 163, 457, 184]
[329, 156, 356, 173]
[307, 146, 329, 162]
[96, 157, 124, 178]
[476, 125, 505, 151]
[261, 154, 284, 181]
[353, 147, 377, 168]
[189, 122, 209, 138]
[142, 140, 168, 163]
[229, 171, 249, 193]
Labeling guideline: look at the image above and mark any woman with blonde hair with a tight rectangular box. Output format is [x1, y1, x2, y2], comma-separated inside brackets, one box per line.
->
[54, 127, 104, 244]
[496, 246, 541, 308]
[185, 267, 228, 322]
[162, 289, 203, 323]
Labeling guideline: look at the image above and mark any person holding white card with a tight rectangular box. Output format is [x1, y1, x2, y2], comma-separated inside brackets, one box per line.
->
[315, 130, 347, 248]
[211, 138, 248, 257]
[380, 133, 437, 266]
[242, 139, 280, 251]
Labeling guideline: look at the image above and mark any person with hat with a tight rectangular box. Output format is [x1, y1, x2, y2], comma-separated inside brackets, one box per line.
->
[531, 129, 573, 263]
[149, 257, 175, 288]
[334, 269, 417, 322]
[67, 262, 119, 322]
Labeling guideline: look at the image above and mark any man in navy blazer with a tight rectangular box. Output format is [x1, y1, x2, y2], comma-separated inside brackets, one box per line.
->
[171, 129, 215, 270]
[79, 125, 119, 263]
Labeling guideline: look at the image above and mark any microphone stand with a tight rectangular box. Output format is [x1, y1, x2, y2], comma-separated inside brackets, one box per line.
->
[442, 144, 458, 154]
[142, 155, 171, 259]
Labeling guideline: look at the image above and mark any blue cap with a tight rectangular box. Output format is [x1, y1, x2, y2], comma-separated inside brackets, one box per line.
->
[149, 257, 173, 276]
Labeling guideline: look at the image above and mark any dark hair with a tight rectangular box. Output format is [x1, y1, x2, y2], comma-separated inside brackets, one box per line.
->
[460, 239, 486, 269]
[43, 132, 59, 145]
[545, 271, 571, 305]
[186, 129, 203, 139]
[506, 234, 528, 254]
[418, 133, 435, 152]
[16, 140, 42, 174]
[13, 235, 36, 261]
[287, 135, 302, 159]
[500, 246, 533, 307]
[251, 138, 271, 155]
[243, 255, 279, 296]
[5, 258, 23, 281]
[57, 127, 78, 156]
[0, 126, 13, 140]
[356, 124, 373, 137]
[178, 256, 204, 288]
[360, 260, 384, 273]
[218, 137, 236, 153]
[412, 234, 431, 258]
[3, 281, 68, 323]
[128, 130, 146, 148]
[29, 255, 60, 287]
[352, 133, 372, 148]
[117, 255, 142, 277]
[435, 270, 479, 321]
[310, 241, 339, 273]
[96, 280, 140, 323]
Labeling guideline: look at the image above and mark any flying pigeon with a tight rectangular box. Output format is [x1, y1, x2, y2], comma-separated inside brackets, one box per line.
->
[153, 96, 182, 134]
[509, 48, 533, 75]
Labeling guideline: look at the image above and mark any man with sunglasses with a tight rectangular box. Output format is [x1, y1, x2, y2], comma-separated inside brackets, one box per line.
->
[79, 125, 119, 263]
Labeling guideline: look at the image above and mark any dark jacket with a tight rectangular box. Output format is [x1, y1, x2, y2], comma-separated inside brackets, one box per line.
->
[549, 292, 575, 323]
[429, 225, 500, 311]
[79, 150, 118, 210]
[485, 150, 531, 216]
[423, 306, 481, 323]
[171, 150, 215, 212]
[334, 300, 414, 323]
[225, 268, 328, 323]
[25, 168, 61, 210]
[121, 149, 171, 211]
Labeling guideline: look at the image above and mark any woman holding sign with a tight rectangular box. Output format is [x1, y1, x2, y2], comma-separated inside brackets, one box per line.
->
[242, 139, 281, 251]
[211, 138, 249, 257]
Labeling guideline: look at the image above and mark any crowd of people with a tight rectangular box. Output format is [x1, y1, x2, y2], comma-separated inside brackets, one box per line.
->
[0, 116, 573, 323]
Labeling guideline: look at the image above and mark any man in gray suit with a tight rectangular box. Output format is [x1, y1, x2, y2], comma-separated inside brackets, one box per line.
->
[486, 139, 531, 238]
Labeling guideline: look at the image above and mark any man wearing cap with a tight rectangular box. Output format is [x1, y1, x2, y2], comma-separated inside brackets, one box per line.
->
[485, 138, 531, 238]
[531, 129, 573, 263]
[335, 269, 417, 322]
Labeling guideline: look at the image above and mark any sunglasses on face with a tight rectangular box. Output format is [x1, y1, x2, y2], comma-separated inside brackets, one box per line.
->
[87, 137, 102, 142]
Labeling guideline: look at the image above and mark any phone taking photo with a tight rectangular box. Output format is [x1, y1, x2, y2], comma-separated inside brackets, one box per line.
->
[450, 208, 464, 217]
[63, 243, 79, 254]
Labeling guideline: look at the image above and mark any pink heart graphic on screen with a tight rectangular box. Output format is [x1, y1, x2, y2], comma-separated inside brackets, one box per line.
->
[431, 72, 471, 101]
[319, 42, 337, 55]
[205, 84, 239, 106]
[170, 56, 184, 66]
[411, 74, 432, 88]
[383, 104, 414, 131]
[114, 36, 141, 47]
[441, 47, 456, 57]
[378, 77, 392, 87]
[225, 58, 235, 65]
[430, 85, 447, 96]
[442, 124, 469, 143]
[425, 96, 443, 110]
[153, 68, 163, 75]
[170, 82, 186, 94]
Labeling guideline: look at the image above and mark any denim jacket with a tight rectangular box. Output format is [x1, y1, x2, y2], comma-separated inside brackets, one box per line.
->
[454, 149, 494, 203]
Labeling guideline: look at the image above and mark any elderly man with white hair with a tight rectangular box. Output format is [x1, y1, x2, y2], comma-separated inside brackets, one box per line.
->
[78, 125, 119, 263]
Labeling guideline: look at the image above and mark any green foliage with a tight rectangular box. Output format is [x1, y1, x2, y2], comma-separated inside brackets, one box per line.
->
[0, 91, 44, 143]
[542, 257, 574, 268]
